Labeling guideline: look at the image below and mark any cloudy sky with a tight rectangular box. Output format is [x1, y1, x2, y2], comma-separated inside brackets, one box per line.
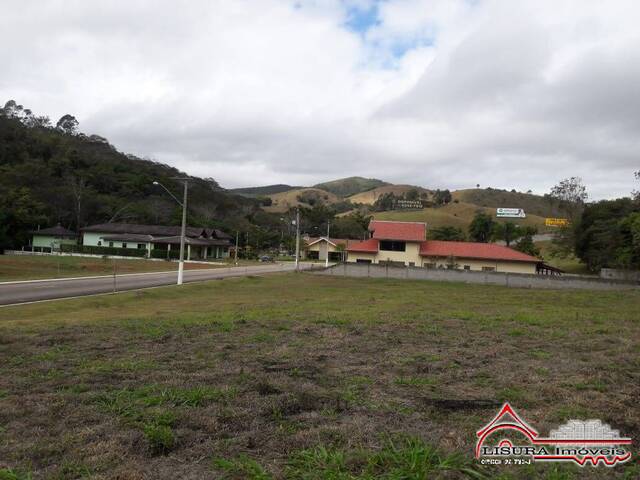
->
[2, 0, 639, 198]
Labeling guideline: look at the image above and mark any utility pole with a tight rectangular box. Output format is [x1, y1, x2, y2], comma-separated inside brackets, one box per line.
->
[295, 207, 300, 271]
[113, 258, 117, 293]
[152, 178, 189, 286]
[177, 179, 188, 285]
[234, 231, 239, 265]
[325, 220, 330, 268]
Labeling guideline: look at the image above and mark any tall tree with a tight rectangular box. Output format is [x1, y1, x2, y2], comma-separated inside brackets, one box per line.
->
[429, 226, 466, 241]
[433, 189, 452, 206]
[574, 198, 639, 271]
[405, 188, 419, 201]
[67, 175, 88, 230]
[514, 227, 540, 257]
[492, 221, 520, 246]
[549, 177, 589, 258]
[468, 211, 495, 242]
[0, 187, 47, 251]
[56, 114, 79, 135]
[550, 177, 588, 221]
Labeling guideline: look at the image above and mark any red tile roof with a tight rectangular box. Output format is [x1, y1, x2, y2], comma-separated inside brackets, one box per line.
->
[419, 240, 539, 263]
[346, 238, 379, 253]
[369, 220, 426, 242]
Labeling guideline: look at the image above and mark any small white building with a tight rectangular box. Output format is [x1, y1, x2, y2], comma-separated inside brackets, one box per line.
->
[81, 223, 232, 260]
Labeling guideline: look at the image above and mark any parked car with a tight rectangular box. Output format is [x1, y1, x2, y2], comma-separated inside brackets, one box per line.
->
[259, 255, 275, 263]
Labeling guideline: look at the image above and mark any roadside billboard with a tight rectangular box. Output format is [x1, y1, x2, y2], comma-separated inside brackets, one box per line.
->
[394, 199, 424, 210]
[545, 218, 569, 227]
[496, 208, 526, 218]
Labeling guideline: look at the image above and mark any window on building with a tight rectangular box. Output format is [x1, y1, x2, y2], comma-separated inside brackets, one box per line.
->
[379, 240, 406, 252]
[424, 262, 436, 269]
[122, 243, 128, 249]
[137, 243, 146, 249]
[108, 242, 114, 248]
[356, 259, 372, 264]
[482, 266, 496, 272]
[463, 265, 471, 270]
[409, 262, 415, 267]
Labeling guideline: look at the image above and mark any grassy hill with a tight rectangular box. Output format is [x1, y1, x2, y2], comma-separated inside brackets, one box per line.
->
[230, 184, 299, 196]
[348, 184, 431, 205]
[313, 176, 388, 197]
[374, 202, 551, 232]
[263, 187, 341, 213]
[453, 188, 565, 218]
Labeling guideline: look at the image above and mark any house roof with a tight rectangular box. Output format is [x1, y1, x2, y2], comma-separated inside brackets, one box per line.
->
[419, 240, 539, 263]
[82, 223, 230, 240]
[306, 237, 360, 248]
[346, 238, 379, 253]
[151, 236, 231, 246]
[31, 224, 77, 237]
[206, 228, 233, 240]
[100, 234, 156, 242]
[369, 220, 426, 242]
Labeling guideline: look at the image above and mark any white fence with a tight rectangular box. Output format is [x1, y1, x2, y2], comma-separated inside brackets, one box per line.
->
[311, 263, 639, 291]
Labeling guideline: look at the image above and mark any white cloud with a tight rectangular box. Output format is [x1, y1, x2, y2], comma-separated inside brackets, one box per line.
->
[0, 0, 638, 199]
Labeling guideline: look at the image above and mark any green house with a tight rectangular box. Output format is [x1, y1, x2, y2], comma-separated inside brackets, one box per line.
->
[30, 224, 78, 253]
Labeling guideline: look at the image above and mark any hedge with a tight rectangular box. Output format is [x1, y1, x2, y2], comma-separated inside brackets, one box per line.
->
[60, 244, 147, 257]
[150, 248, 180, 259]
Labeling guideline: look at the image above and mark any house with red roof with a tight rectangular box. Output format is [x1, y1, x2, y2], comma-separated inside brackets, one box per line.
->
[346, 220, 541, 274]
[304, 237, 361, 262]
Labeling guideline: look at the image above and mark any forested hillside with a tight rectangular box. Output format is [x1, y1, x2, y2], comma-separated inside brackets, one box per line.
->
[0, 101, 259, 250]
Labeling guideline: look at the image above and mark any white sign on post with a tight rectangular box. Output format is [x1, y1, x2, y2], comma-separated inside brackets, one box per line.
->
[496, 208, 526, 218]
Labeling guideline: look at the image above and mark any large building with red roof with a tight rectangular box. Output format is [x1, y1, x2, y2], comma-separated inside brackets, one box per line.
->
[346, 220, 541, 274]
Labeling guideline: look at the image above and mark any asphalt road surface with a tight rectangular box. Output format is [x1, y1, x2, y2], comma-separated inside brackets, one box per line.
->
[0, 263, 315, 306]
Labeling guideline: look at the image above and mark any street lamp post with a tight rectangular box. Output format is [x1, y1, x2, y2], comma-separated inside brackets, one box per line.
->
[295, 207, 300, 271]
[325, 220, 330, 268]
[153, 178, 189, 285]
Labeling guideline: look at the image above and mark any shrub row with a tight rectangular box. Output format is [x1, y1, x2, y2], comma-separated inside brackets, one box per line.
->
[150, 248, 180, 259]
[60, 244, 148, 257]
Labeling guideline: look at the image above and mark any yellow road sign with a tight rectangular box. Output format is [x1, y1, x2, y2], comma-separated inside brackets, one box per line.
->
[545, 218, 569, 227]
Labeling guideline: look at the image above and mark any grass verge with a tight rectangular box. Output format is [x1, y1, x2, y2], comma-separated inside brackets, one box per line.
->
[0, 273, 638, 478]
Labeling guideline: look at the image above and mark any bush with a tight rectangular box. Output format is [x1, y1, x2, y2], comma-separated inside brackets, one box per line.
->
[144, 424, 175, 455]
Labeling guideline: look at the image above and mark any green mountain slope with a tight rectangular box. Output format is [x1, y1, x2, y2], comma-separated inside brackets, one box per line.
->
[313, 176, 389, 197]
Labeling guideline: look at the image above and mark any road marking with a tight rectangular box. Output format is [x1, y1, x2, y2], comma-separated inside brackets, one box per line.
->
[0, 266, 270, 285]
[0, 265, 309, 307]
[0, 283, 179, 307]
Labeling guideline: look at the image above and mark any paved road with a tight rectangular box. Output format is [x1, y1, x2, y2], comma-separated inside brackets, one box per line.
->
[495, 233, 555, 246]
[0, 263, 316, 306]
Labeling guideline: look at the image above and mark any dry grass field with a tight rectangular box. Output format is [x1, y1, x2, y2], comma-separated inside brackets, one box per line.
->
[347, 185, 431, 205]
[0, 255, 225, 282]
[262, 188, 341, 213]
[0, 274, 638, 479]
